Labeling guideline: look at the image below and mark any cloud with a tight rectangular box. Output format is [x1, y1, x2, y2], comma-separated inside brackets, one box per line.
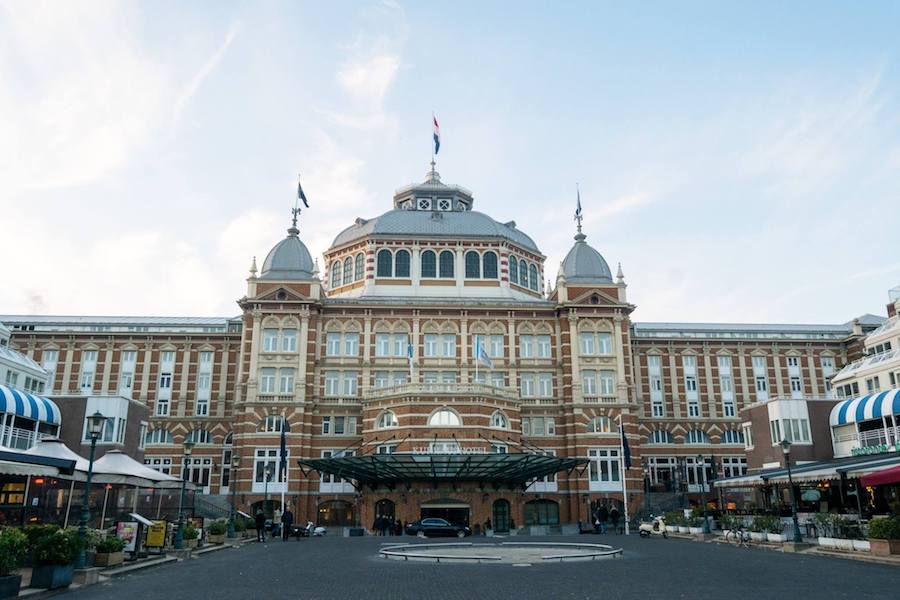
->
[174, 23, 240, 121]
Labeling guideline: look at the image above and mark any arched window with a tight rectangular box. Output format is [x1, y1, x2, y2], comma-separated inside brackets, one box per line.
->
[376, 411, 398, 429]
[648, 430, 673, 444]
[354, 253, 365, 281]
[145, 428, 174, 445]
[490, 411, 509, 429]
[465, 251, 481, 278]
[223, 432, 234, 445]
[439, 250, 454, 278]
[519, 261, 528, 287]
[421, 250, 436, 278]
[686, 429, 709, 444]
[529, 264, 539, 291]
[524, 499, 559, 526]
[330, 261, 341, 288]
[509, 256, 519, 284]
[186, 428, 213, 444]
[589, 416, 618, 434]
[721, 429, 744, 444]
[343, 257, 353, 285]
[482, 252, 498, 279]
[258, 416, 283, 433]
[428, 408, 461, 426]
[394, 249, 411, 278]
[376, 250, 393, 277]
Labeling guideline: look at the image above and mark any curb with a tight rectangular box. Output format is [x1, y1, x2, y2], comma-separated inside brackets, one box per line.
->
[101, 556, 179, 577]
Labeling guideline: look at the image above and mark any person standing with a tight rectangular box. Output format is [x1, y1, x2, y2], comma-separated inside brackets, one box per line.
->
[255, 510, 267, 543]
[609, 505, 620, 534]
[598, 504, 609, 534]
[282, 508, 294, 541]
[373, 514, 382, 536]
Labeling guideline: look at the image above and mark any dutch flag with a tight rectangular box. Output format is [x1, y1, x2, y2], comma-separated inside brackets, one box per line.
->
[433, 115, 441, 155]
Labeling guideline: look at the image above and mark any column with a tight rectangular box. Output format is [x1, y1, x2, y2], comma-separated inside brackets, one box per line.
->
[411, 245, 420, 287]
[216, 343, 230, 418]
[298, 308, 310, 402]
[246, 311, 263, 402]
[101, 343, 114, 394]
[176, 344, 192, 417]
[61, 342, 75, 394]
[568, 313, 582, 403]
[362, 313, 372, 395]
[411, 313, 420, 384]
[139, 343, 153, 406]
[506, 313, 517, 392]
[613, 316, 627, 403]
[772, 346, 785, 398]
[805, 346, 819, 397]
[460, 311, 469, 382]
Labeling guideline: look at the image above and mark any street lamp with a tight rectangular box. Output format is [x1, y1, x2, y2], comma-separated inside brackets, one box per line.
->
[75, 411, 107, 570]
[174, 439, 195, 549]
[697, 454, 710, 534]
[263, 464, 274, 519]
[642, 465, 651, 516]
[227, 453, 241, 538]
[780, 439, 803, 544]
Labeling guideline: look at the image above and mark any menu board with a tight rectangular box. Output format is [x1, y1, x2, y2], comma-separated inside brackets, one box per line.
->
[146, 520, 167, 548]
[116, 521, 139, 553]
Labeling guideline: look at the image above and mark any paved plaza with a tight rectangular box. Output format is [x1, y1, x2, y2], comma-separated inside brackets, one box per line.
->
[66, 535, 897, 600]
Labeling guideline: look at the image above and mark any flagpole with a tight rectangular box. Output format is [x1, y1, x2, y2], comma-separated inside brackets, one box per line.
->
[620, 416, 630, 535]
[280, 412, 286, 524]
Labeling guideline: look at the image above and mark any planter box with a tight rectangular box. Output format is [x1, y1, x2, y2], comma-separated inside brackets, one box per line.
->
[31, 564, 74, 590]
[0, 574, 22, 600]
[95, 551, 124, 567]
[749, 532, 766, 542]
[870, 539, 900, 556]
[207, 534, 226, 545]
[185, 539, 198, 549]
[688, 527, 703, 534]
[676, 526, 688, 533]
[767, 533, 787, 543]
[834, 539, 854, 551]
[852, 540, 870, 552]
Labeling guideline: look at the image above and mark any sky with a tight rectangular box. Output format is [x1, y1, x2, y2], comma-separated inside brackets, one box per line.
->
[2, 1, 900, 323]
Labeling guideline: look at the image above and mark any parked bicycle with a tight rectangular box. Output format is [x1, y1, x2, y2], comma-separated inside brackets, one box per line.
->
[725, 526, 751, 548]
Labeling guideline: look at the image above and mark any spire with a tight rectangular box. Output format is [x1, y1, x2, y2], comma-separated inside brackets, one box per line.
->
[616, 262, 625, 284]
[288, 206, 300, 236]
[574, 183, 585, 241]
[249, 256, 258, 278]
[425, 159, 441, 184]
[313, 258, 320, 277]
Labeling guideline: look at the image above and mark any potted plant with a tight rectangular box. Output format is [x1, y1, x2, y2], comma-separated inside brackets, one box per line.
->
[0, 528, 27, 600]
[206, 520, 228, 544]
[21, 524, 58, 567]
[183, 522, 199, 549]
[763, 517, 787, 543]
[868, 517, 900, 556]
[30, 528, 81, 590]
[747, 516, 767, 542]
[94, 536, 126, 567]
[687, 517, 704, 535]
[718, 514, 740, 537]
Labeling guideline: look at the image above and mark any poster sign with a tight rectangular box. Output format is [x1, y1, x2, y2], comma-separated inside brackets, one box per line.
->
[146, 520, 167, 548]
[116, 521, 139, 553]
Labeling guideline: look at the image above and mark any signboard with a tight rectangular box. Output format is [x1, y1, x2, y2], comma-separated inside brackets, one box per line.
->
[146, 521, 167, 548]
[411, 446, 488, 455]
[851, 444, 899, 457]
[116, 521, 139, 553]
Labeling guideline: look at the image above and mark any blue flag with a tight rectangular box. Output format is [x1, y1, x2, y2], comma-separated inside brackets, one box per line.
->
[279, 415, 290, 477]
[621, 424, 632, 469]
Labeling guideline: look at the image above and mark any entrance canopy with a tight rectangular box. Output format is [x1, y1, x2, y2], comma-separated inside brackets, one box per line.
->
[298, 452, 588, 487]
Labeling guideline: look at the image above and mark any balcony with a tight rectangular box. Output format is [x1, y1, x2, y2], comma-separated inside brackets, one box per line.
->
[582, 395, 619, 405]
[365, 382, 518, 402]
[256, 394, 295, 403]
[1, 428, 53, 451]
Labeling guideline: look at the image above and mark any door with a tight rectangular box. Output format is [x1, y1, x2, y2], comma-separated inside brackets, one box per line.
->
[375, 499, 395, 527]
[187, 457, 212, 494]
[492, 499, 510, 533]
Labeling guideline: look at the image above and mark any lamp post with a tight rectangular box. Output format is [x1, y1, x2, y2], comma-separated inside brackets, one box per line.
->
[780, 439, 803, 544]
[642, 465, 651, 516]
[697, 454, 710, 534]
[174, 440, 195, 549]
[227, 453, 241, 538]
[263, 464, 274, 519]
[75, 411, 107, 570]
[675, 458, 685, 509]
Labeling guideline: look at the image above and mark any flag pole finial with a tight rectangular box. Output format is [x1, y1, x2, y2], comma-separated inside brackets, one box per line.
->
[574, 183, 584, 239]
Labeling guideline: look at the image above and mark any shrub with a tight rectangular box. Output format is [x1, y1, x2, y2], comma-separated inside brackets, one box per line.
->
[868, 517, 900, 540]
[95, 537, 126, 553]
[65, 527, 102, 551]
[22, 524, 59, 553]
[718, 514, 741, 532]
[34, 529, 82, 566]
[183, 522, 199, 541]
[0, 527, 28, 576]
[207, 520, 228, 535]
[663, 511, 683, 526]
[233, 518, 246, 533]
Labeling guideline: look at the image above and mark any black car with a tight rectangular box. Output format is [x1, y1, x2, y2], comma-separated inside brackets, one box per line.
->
[405, 518, 471, 538]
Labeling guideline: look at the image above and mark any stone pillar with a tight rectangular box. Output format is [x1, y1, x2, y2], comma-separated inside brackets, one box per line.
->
[411, 314, 420, 384]
[298, 308, 310, 403]
[101, 342, 115, 395]
[568, 312, 582, 402]
[217, 343, 230, 418]
[176, 344, 192, 417]
[140, 343, 153, 406]
[362, 313, 372, 394]
[247, 311, 263, 402]
[772, 347, 785, 398]
[62, 341, 75, 395]
[460, 311, 469, 382]
[507, 313, 517, 391]
[805, 346, 819, 397]
[613, 316, 627, 403]
[736, 344, 749, 411]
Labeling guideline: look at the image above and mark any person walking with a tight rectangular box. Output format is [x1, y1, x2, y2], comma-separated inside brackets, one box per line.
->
[598, 504, 609, 534]
[373, 514, 381, 536]
[255, 510, 267, 543]
[282, 508, 294, 541]
[609, 506, 620, 534]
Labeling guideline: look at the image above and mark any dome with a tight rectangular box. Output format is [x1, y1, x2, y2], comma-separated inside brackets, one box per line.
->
[559, 233, 613, 284]
[259, 226, 315, 280]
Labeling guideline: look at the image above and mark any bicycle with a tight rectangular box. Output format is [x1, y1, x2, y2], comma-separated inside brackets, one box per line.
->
[725, 526, 751, 548]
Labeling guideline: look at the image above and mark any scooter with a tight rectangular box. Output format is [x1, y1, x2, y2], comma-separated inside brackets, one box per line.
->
[638, 515, 668, 538]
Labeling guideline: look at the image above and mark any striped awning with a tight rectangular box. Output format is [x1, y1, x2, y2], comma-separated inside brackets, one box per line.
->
[0, 384, 61, 425]
[830, 388, 900, 426]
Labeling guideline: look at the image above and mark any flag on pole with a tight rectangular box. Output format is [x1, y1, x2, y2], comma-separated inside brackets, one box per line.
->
[279, 415, 290, 478]
[433, 115, 441, 155]
[620, 421, 632, 469]
[475, 337, 493, 369]
[575, 185, 582, 220]
[407, 342, 414, 374]
[297, 175, 309, 208]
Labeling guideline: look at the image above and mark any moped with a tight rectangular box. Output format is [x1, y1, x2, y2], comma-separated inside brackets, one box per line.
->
[638, 515, 668, 538]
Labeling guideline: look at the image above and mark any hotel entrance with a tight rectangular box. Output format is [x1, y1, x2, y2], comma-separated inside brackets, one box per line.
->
[420, 499, 470, 527]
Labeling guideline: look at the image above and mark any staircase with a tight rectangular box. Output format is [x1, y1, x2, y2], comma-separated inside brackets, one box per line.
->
[193, 494, 232, 520]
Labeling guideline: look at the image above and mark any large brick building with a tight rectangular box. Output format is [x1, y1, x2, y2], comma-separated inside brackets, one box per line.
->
[3, 165, 883, 532]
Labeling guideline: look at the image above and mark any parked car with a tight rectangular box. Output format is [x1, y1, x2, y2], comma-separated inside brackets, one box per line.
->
[405, 518, 471, 538]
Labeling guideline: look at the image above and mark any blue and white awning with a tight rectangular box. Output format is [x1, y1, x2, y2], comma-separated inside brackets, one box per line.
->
[830, 388, 900, 426]
[0, 384, 60, 425]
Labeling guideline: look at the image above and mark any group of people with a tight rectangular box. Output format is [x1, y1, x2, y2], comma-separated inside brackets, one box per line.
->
[592, 503, 621, 534]
[372, 514, 403, 536]
[255, 508, 295, 542]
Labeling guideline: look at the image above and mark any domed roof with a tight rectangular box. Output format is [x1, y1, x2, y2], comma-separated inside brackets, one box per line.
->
[559, 232, 613, 284]
[260, 225, 315, 280]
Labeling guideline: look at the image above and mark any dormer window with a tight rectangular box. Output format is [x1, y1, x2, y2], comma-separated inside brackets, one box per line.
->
[399, 199, 412, 210]
[418, 198, 432, 211]
[438, 199, 451, 211]
[456, 200, 467, 211]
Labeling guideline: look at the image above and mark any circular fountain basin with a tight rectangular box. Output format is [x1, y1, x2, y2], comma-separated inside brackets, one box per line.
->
[379, 541, 623, 564]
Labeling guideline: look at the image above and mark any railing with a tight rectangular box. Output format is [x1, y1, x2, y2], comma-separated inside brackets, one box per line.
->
[582, 395, 620, 404]
[858, 428, 900, 447]
[0, 428, 54, 451]
[365, 382, 518, 401]
[256, 394, 295, 402]
[521, 398, 559, 406]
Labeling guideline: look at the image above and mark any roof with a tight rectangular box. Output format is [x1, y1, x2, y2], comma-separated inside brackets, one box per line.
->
[559, 233, 613, 284]
[0, 315, 235, 333]
[0, 342, 46, 375]
[0, 384, 61, 424]
[633, 321, 854, 340]
[715, 453, 900, 488]
[298, 452, 588, 486]
[259, 225, 316, 280]
[330, 209, 540, 253]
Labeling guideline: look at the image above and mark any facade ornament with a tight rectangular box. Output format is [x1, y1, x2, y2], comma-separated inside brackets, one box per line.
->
[616, 263, 625, 284]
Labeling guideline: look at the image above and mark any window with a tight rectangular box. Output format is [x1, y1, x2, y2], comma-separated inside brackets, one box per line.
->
[538, 372, 553, 397]
[195, 397, 208, 416]
[536, 335, 551, 358]
[428, 409, 461, 426]
[529, 264, 539, 291]
[421, 250, 436, 278]
[439, 250, 455, 278]
[743, 424, 754, 449]
[376, 444, 397, 455]
[138, 423, 147, 450]
[522, 416, 555, 436]
[483, 252, 498, 278]
[282, 330, 297, 352]
[343, 257, 353, 285]
[489, 335, 504, 358]
[580, 332, 612, 355]
[599, 370, 615, 395]
[354, 253, 364, 280]
[325, 332, 358, 357]
[342, 372, 358, 396]
[648, 355, 664, 417]
[424, 334, 438, 357]
[509, 256, 519, 284]
[158, 372, 172, 389]
[582, 370, 597, 395]
[490, 411, 509, 429]
[525, 499, 560, 526]
[417, 198, 431, 210]
[721, 457, 748, 479]
[146, 457, 172, 474]
[790, 376, 803, 398]
[377, 250, 393, 277]
[156, 399, 169, 416]
[579, 332, 595, 355]
[160, 350, 175, 364]
[465, 251, 481, 278]
[41, 349, 59, 370]
[441, 334, 456, 357]
[395, 249, 411, 277]
[324, 371, 340, 396]
[752, 356, 769, 400]
[375, 333, 391, 357]
[258, 416, 283, 433]
[331, 261, 342, 288]
[777, 418, 810, 444]
[821, 356, 835, 398]
[186, 429, 212, 444]
[438, 198, 451, 211]
[321, 416, 357, 435]
[520, 373, 535, 397]
[519, 261, 528, 288]
[589, 416, 617, 433]
[254, 448, 287, 492]
[648, 429, 673, 444]
[260, 368, 276, 394]
[588, 448, 620, 486]
[686, 429, 709, 444]
[721, 430, 744, 444]
[520, 335, 534, 358]
[145, 428, 174, 445]
[376, 411, 398, 429]
[263, 329, 279, 352]
[769, 419, 782, 444]
[344, 333, 359, 356]
[279, 368, 294, 394]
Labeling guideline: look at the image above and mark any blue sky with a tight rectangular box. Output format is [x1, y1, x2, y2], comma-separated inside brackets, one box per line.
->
[2, 1, 899, 322]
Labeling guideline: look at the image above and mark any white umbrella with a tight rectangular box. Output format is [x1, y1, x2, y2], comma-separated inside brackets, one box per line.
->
[93, 450, 186, 489]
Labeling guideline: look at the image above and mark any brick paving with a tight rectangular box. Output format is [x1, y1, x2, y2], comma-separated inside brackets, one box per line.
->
[65, 534, 897, 600]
